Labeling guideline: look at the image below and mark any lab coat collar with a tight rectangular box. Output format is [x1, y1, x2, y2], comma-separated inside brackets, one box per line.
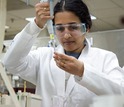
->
[80, 38, 91, 57]
[56, 38, 91, 54]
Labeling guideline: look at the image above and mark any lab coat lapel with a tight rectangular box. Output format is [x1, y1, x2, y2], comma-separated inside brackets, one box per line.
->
[65, 39, 90, 96]
[78, 38, 91, 61]
[50, 46, 65, 97]
[52, 60, 65, 96]
[65, 75, 76, 96]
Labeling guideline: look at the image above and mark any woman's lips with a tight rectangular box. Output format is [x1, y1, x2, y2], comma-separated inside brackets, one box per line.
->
[64, 41, 74, 45]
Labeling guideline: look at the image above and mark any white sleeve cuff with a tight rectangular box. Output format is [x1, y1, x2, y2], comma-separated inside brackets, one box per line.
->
[24, 19, 47, 36]
[74, 75, 83, 81]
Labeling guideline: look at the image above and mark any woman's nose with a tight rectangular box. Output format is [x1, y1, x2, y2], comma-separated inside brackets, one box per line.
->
[63, 33, 72, 39]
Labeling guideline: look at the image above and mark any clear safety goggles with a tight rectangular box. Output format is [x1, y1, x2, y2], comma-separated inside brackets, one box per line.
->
[54, 23, 86, 35]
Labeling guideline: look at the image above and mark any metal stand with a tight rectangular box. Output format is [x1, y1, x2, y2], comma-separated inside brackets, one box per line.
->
[0, 63, 21, 107]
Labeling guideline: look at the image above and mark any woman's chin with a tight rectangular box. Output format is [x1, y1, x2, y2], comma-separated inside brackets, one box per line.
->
[64, 47, 75, 52]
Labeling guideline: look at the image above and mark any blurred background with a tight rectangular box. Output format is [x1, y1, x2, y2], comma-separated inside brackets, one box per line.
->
[0, 0, 124, 95]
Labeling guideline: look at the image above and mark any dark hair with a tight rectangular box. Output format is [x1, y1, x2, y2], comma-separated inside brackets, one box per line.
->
[53, 0, 92, 29]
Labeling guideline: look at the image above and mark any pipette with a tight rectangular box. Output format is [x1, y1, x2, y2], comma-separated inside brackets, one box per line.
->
[40, 0, 56, 51]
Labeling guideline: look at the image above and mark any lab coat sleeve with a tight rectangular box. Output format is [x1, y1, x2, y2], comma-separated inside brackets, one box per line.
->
[2, 20, 45, 85]
[75, 53, 124, 95]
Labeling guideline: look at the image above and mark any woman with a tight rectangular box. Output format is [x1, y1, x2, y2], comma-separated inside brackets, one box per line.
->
[2, 0, 124, 107]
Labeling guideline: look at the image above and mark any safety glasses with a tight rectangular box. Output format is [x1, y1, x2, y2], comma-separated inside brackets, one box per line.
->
[54, 23, 86, 34]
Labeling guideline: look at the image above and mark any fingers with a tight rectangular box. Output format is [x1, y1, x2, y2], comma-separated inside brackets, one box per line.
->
[35, 3, 50, 19]
[41, 7, 50, 11]
[35, 2, 52, 28]
[35, 2, 49, 9]
[54, 52, 73, 70]
[54, 58, 67, 70]
[54, 52, 74, 61]
[53, 52, 84, 76]
[38, 11, 50, 19]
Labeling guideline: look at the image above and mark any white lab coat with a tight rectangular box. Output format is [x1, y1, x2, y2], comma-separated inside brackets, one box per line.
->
[2, 21, 124, 107]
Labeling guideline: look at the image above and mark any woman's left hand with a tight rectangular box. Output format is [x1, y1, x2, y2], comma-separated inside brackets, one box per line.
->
[53, 52, 84, 77]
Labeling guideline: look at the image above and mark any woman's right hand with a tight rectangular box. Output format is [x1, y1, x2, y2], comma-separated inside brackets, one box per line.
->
[35, 2, 53, 28]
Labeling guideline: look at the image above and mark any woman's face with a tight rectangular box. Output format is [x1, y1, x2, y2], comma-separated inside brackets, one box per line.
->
[54, 11, 86, 53]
